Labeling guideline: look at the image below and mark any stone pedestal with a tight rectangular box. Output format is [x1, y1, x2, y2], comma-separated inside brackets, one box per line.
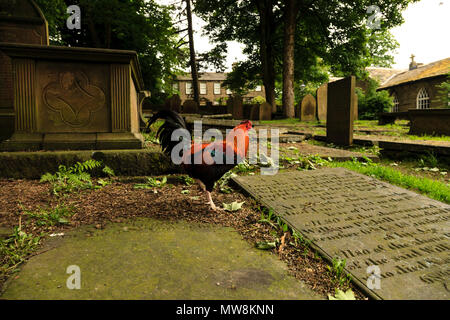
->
[326, 76, 355, 146]
[0, 43, 147, 150]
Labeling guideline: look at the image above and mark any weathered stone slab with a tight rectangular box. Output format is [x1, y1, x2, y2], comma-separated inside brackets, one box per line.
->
[233, 168, 450, 300]
[327, 76, 356, 146]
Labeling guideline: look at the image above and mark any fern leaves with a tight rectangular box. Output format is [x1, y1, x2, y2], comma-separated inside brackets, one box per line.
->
[40, 160, 115, 195]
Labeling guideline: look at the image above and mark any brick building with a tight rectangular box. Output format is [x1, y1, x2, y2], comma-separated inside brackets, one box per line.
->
[377, 56, 450, 112]
[173, 72, 265, 105]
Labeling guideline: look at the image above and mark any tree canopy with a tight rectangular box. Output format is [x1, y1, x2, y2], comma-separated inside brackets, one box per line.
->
[195, 0, 418, 110]
[35, 0, 188, 101]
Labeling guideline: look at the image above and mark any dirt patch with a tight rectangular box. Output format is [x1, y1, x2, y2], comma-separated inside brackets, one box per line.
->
[0, 176, 367, 299]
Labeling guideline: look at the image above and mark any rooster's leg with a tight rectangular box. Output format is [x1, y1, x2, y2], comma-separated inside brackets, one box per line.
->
[196, 179, 221, 211]
[206, 191, 219, 211]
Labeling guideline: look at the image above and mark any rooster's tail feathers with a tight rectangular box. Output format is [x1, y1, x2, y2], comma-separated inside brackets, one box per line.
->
[146, 110, 188, 156]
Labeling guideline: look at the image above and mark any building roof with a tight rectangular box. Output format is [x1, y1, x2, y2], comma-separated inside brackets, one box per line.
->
[328, 67, 405, 84]
[378, 57, 450, 89]
[175, 72, 228, 81]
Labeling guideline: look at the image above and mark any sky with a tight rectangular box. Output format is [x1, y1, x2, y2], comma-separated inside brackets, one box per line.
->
[160, 0, 449, 71]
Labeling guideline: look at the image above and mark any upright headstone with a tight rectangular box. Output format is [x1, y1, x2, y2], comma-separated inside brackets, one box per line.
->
[165, 94, 181, 113]
[327, 76, 355, 146]
[232, 95, 243, 120]
[316, 83, 327, 122]
[300, 94, 316, 121]
[226, 97, 233, 114]
[0, 0, 49, 141]
[259, 102, 272, 121]
[249, 104, 259, 120]
[182, 99, 198, 114]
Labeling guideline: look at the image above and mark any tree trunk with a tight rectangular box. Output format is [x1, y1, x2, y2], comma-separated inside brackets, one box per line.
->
[256, 0, 277, 113]
[282, 0, 299, 118]
[185, 0, 200, 105]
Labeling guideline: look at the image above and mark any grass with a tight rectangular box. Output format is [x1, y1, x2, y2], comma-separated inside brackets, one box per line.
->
[0, 226, 42, 279]
[326, 158, 450, 204]
[22, 204, 75, 227]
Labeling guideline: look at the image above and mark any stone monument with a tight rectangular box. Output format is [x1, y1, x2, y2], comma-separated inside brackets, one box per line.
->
[231, 95, 243, 120]
[182, 99, 198, 114]
[326, 76, 356, 146]
[259, 102, 272, 121]
[0, 0, 49, 141]
[316, 83, 327, 122]
[0, 43, 148, 150]
[300, 94, 316, 121]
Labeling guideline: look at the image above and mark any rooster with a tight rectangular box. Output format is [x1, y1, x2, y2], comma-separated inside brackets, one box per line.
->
[147, 110, 252, 210]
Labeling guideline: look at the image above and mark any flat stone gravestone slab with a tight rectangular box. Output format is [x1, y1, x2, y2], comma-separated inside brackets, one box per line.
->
[233, 168, 450, 300]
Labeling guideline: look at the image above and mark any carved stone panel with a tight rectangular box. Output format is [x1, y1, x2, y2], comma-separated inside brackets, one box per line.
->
[36, 61, 110, 133]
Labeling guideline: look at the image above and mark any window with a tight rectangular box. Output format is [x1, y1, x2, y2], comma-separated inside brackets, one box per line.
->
[392, 94, 399, 112]
[200, 82, 207, 95]
[416, 87, 430, 109]
[255, 85, 262, 92]
[172, 82, 179, 92]
[214, 83, 221, 95]
[185, 82, 192, 95]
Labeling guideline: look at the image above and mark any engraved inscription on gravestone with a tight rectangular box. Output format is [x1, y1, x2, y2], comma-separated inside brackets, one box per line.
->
[233, 168, 449, 300]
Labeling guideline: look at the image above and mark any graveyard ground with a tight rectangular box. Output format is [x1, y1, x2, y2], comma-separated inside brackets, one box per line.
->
[0, 122, 449, 300]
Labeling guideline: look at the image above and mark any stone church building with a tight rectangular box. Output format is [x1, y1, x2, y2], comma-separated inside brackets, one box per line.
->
[377, 56, 449, 112]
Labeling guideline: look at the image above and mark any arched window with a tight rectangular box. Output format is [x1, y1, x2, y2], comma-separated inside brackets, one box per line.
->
[392, 94, 399, 112]
[416, 88, 430, 109]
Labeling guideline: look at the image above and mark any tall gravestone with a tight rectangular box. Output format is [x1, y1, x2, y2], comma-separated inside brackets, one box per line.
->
[231, 95, 243, 120]
[182, 99, 198, 114]
[165, 94, 181, 113]
[316, 83, 327, 122]
[327, 76, 356, 146]
[0, 0, 49, 141]
[259, 102, 272, 121]
[300, 94, 316, 121]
